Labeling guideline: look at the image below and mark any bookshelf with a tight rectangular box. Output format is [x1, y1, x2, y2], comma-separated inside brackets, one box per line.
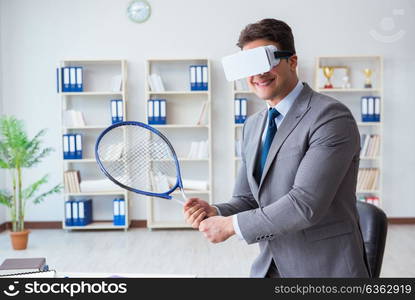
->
[58, 59, 130, 231]
[314, 56, 383, 208]
[144, 58, 212, 229]
[232, 80, 266, 180]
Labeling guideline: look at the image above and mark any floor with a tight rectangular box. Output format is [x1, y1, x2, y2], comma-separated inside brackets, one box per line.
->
[0, 225, 413, 277]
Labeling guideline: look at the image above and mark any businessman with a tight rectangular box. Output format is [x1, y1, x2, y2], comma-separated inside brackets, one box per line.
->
[184, 19, 369, 277]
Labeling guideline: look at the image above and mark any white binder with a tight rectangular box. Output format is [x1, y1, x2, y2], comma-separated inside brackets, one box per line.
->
[202, 65, 208, 89]
[117, 100, 123, 120]
[196, 66, 202, 89]
[69, 67, 76, 91]
[68, 134, 76, 158]
[235, 99, 241, 119]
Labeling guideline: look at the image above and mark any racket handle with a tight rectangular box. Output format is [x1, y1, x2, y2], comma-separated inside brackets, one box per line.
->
[172, 197, 185, 206]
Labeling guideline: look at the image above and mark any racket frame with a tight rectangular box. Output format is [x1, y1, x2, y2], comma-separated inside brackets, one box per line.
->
[95, 121, 186, 203]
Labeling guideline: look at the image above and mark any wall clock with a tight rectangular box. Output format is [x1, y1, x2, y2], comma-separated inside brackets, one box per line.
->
[127, 0, 151, 23]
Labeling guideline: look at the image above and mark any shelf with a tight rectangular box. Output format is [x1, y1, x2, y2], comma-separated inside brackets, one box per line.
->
[60, 59, 130, 231]
[146, 58, 208, 62]
[65, 191, 126, 196]
[151, 124, 209, 129]
[317, 55, 382, 60]
[356, 190, 380, 194]
[60, 91, 123, 96]
[64, 221, 128, 230]
[316, 88, 380, 93]
[64, 158, 97, 163]
[147, 91, 209, 95]
[63, 125, 109, 130]
[145, 58, 212, 229]
[357, 122, 381, 126]
[147, 222, 192, 229]
[360, 157, 380, 160]
[62, 59, 125, 63]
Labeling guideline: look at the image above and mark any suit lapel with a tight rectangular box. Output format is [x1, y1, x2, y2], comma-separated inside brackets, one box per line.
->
[246, 109, 267, 197]
[258, 83, 313, 192]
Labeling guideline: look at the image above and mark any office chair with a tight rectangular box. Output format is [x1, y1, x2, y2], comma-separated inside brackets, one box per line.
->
[356, 201, 388, 278]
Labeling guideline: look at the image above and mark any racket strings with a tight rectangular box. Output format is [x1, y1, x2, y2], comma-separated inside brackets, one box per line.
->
[97, 125, 178, 193]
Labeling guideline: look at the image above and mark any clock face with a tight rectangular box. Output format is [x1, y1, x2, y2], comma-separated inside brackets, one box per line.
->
[127, 0, 151, 23]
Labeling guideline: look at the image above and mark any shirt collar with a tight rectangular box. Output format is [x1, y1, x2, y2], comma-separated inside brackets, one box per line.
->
[266, 80, 303, 117]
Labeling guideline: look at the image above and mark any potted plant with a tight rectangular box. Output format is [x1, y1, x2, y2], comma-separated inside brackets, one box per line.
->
[0, 116, 62, 250]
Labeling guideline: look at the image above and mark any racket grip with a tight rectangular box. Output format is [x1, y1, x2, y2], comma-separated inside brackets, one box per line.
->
[172, 197, 185, 206]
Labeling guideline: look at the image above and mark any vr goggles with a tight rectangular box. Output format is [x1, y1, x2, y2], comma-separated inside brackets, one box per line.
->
[221, 45, 293, 81]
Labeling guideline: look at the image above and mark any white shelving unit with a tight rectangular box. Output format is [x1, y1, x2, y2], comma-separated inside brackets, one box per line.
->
[144, 58, 212, 229]
[314, 55, 383, 207]
[232, 83, 266, 180]
[58, 59, 130, 230]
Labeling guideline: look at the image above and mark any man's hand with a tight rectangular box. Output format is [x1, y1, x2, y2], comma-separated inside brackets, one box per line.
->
[184, 198, 217, 229]
[199, 216, 235, 243]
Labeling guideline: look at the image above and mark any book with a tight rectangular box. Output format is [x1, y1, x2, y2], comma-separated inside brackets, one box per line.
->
[0, 258, 47, 276]
[196, 101, 208, 125]
[149, 74, 165, 92]
[111, 74, 122, 92]
[1, 270, 56, 278]
[63, 110, 86, 127]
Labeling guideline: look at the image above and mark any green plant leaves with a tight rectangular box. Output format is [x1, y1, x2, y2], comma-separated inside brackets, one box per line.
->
[0, 115, 63, 230]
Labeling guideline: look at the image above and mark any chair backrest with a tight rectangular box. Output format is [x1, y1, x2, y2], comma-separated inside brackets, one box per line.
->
[356, 201, 388, 278]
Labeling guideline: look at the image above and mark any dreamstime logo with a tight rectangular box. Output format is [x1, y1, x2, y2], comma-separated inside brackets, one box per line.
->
[3, 281, 20, 297]
[369, 9, 406, 43]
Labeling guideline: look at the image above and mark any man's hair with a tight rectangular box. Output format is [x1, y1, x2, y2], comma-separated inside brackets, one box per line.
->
[237, 18, 296, 53]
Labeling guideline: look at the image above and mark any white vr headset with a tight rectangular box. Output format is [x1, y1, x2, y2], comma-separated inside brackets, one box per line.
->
[221, 45, 293, 81]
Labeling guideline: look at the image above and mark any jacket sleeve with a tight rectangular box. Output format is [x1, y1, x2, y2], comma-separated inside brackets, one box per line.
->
[236, 107, 360, 244]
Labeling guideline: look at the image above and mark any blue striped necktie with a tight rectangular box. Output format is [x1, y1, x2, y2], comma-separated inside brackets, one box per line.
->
[258, 108, 280, 181]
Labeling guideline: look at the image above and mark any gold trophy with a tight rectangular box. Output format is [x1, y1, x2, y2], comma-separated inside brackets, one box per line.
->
[363, 68, 373, 88]
[322, 67, 334, 89]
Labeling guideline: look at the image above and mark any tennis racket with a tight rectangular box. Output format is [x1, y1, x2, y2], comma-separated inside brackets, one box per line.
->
[95, 121, 187, 205]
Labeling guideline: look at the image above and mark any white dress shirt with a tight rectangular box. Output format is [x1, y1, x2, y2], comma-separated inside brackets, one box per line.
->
[232, 80, 303, 240]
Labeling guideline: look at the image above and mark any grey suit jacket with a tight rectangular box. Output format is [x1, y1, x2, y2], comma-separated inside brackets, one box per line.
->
[215, 83, 369, 278]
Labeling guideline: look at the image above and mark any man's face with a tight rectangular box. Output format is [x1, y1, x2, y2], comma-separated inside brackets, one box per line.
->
[243, 39, 297, 101]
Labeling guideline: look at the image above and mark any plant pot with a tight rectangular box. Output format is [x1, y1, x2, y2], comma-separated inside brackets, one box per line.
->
[10, 230, 30, 250]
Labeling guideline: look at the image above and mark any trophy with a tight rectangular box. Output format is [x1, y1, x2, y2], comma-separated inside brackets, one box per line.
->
[322, 67, 334, 89]
[363, 68, 373, 88]
[342, 75, 351, 89]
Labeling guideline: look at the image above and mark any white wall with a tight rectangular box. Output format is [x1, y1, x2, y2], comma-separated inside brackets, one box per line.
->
[0, 1, 6, 225]
[0, 0, 414, 220]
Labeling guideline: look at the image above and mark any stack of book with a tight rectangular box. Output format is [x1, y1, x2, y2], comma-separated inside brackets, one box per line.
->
[62, 134, 83, 159]
[357, 168, 379, 191]
[0, 258, 49, 277]
[57, 66, 83, 92]
[110, 99, 124, 124]
[64, 170, 81, 193]
[147, 99, 167, 124]
[187, 140, 209, 159]
[63, 110, 86, 127]
[189, 65, 208, 91]
[360, 134, 380, 158]
[65, 199, 92, 226]
[361, 96, 381, 122]
[148, 73, 165, 92]
[113, 198, 126, 226]
[234, 98, 247, 124]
